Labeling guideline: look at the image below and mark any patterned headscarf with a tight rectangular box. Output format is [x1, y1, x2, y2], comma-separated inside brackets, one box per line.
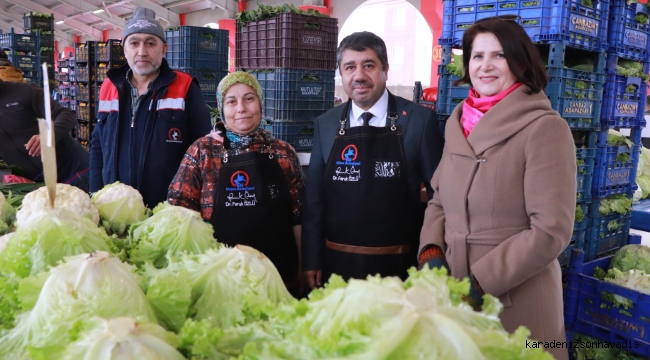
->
[216, 71, 264, 116]
[215, 71, 265, 144]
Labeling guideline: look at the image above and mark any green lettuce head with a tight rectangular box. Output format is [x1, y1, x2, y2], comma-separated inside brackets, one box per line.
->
[0, 207, 118, 278]
[128, 202, 218, 268]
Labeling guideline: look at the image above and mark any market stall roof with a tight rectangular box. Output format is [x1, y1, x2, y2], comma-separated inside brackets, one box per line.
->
[0, 0, 234, 43]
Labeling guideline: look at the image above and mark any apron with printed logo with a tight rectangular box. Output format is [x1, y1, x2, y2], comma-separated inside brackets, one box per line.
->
[211, 140, 298, 283]
[323, 93, 421, 281]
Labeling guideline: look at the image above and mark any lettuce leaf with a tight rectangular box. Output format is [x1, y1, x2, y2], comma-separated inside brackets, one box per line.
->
[598, 194, 633, 216]
[608, 129, 634, 147]
[446, 53, 465, 78]
[637, 175, 650, 199]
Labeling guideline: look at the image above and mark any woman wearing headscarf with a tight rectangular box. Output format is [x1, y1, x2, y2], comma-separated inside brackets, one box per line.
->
[168, 72, 306, 294]
[418, 16, 576, 360]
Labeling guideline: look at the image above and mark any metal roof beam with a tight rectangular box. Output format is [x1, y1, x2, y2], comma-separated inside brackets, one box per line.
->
[55, 0, 126, 29]
[4, 0, 102, 39]
[205, 0, 234, 17]
[164, 0, 203, 9]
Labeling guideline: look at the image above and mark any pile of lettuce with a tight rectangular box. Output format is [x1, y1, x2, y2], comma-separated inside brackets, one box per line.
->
[178, 266, 552, 360]
[582, 245, 650, 359]
[0, 183, 554, 359]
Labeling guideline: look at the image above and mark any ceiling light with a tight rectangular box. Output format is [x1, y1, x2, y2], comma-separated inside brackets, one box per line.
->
[93, 9, 105, 14]
[55, 20, 64, 24]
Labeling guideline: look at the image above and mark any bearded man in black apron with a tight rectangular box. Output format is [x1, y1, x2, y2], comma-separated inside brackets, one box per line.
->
[302, 32, 445, 288]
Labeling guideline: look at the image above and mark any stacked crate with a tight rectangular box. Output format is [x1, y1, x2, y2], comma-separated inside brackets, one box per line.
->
[23, 12, 54, 87]
[582, 0, 650, 266]
[94, 40, 126, 115]
[56, 53, 75, 116]
[562, 4, 648, 352]
[236, 13, 338, 152]
[0, 28, 39, 84]
[74, 42, 95, 152]
[164, 26, 229, 109]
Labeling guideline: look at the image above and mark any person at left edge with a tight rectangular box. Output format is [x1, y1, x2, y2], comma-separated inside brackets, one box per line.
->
[168, 72, 306, 296]
[0, 78, 90, 190]
[301, 32, 445, 288]
[90, 6, 212, 207]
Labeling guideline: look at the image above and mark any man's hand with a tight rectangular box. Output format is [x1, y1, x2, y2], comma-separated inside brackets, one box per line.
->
[304, 269, 322, 289]
[25, 135, 41, 157]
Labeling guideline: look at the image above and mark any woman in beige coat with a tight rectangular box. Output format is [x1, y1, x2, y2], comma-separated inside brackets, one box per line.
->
[418, 16, 576, 360]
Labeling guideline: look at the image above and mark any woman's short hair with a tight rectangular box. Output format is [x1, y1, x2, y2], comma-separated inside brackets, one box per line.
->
[455, 17, 547, 94]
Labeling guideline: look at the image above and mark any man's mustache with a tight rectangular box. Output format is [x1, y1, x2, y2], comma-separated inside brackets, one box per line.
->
[352, 81, 373, 89]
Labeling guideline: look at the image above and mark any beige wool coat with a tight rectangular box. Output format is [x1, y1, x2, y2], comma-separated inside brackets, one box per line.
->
[419, 86, 576, 360]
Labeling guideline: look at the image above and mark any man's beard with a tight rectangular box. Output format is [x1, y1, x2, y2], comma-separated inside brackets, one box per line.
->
[130, 60, 160, 76]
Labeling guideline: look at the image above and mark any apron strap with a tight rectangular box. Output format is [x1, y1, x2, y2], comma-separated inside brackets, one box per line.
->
[338, 91, 399, 135]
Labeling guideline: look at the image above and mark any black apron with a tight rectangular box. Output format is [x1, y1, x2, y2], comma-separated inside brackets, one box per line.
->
[211, 137, 298, 284]
[323, 93, 422, 281]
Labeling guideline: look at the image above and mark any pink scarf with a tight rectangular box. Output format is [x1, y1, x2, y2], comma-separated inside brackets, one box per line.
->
[461, 83, 522, 137]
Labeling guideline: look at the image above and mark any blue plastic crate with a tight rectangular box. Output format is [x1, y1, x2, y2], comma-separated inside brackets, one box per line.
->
[601, 73, 648, 128]
[607, 1, 650, 61]
[593, 145, 640, 197]
[605, 53, 650, 76]
[436, 47, 470, 117]
[181, 68, 228, 105]
[592, 128, 642, 197]
[546, 67, 605, 130]
[261, 120, 314, 152]
[563, 235, 650, 358]
[577, 144, 596, 202]
[250, 69, 335, 121]
[559, 201, 590, 267]
[584, 196, 634, 261]
[0, 29, 37, 52]
[8, 53, 38, 72]
[165, 27, 229, 71]
[439, 0, 609, 51]
[437, 73, 470, 117]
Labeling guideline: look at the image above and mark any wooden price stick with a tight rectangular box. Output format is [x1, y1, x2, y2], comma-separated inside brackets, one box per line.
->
[39, 62, 56, 208]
